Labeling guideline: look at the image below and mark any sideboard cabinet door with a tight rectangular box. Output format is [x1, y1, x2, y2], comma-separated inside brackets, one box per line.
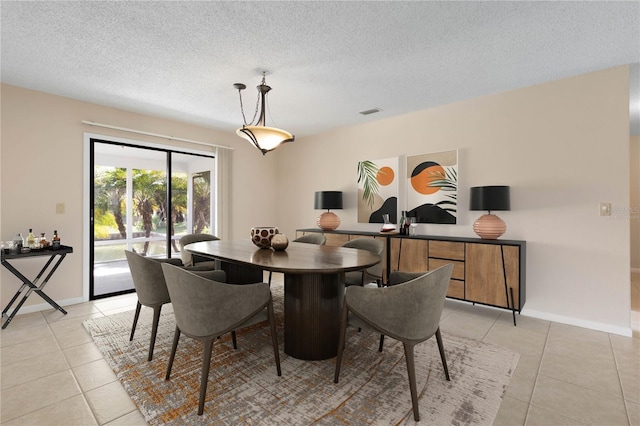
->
[389, 238, 429, 273]
[465, 243, 520, 310]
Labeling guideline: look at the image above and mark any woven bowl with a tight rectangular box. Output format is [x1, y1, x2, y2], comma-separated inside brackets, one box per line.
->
[250, 226, 280, 249]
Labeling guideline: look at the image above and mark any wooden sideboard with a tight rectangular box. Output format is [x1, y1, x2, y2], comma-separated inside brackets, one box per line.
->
[296, 228, 526, 324]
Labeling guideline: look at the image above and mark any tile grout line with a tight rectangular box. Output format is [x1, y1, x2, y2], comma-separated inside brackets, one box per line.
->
[608, 332, 633, 426]
[521, 320, 551, 426]
[0, 314, 83, 424]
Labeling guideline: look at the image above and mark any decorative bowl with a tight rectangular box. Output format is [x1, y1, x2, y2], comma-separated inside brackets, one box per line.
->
[250, 226, 280, 249]
[270, 233, 289, 251]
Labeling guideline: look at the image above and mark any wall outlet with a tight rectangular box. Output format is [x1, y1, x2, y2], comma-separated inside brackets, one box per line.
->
[599, 202, 611, 217]
[56, 203, 65, 214]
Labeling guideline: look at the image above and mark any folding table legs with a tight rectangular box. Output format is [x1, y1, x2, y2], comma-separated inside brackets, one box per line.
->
[1, 254, 68, 329]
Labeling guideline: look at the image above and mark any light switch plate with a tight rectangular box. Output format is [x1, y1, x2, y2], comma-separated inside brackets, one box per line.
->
[599, 202, 611, 217]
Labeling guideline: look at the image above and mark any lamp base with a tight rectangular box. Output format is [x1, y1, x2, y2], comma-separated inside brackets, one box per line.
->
[473, 214, 506, 239]
[317, 211, 340, 231]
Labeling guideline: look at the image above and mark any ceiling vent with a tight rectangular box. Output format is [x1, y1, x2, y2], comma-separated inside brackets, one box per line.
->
[359, 108, 382, 116]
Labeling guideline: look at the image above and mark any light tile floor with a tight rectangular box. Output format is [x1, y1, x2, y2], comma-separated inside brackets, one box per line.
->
[1, 273, 639, 425]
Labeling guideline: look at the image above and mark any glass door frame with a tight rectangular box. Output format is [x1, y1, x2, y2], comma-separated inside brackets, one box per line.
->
[84, 133, 217, 301]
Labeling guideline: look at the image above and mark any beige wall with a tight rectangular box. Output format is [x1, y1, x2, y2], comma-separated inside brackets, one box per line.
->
[632, 135, 640, 270]
[1, 84, 280, 308]
[1, 65, 633, 334]
[277, 66, 631, 334]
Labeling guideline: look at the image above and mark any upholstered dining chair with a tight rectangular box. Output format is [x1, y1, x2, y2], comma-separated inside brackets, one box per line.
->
[161, 263, 281, 415]
[334, 264, 454, 422]
[268, 233, 327, 285]
[178, 233, 220, 269]
[125, 250, 227, 361]
[340, 238, 385, 287]
[293, 233, 327, 245]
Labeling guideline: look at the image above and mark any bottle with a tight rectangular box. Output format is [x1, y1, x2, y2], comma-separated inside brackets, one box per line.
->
[40, 232, 49, 248]
[52, 230, 61, 250]
[26, 229, 36, 248]
[399, 211, 407, 235]
[403, 215, 411, 235]
[13, 233, 24, 253]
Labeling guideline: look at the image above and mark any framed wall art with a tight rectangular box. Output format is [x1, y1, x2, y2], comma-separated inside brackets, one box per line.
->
[406, 150, 458, 224]
[357, 157, 399, 223]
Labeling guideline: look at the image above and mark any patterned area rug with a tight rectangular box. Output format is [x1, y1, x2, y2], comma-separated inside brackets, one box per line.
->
[83, 285, 519, 425]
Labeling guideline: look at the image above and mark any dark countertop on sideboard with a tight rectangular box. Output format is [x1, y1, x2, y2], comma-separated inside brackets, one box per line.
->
[297, 228, 525, 246]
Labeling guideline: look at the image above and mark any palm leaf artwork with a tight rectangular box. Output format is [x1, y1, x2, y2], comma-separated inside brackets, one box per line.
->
[357, 160, 381, 209]
[427, 167, 458, 213]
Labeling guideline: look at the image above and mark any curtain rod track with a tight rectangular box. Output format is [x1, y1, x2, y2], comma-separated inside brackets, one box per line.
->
[81, 120, 234, 150]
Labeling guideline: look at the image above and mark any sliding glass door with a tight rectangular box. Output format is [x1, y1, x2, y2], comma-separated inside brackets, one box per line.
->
[90, 139, 215, 299]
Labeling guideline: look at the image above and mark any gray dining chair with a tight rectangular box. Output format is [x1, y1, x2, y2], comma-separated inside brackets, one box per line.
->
[125, 250, 227, 361]
[268, 233, 326, 285]
[179, 233, 220, 269]
[293, 233, 327, 245]
[161, 263, 281, 416]
[340, 238, 385, 287]
[334, 264, 454, 422]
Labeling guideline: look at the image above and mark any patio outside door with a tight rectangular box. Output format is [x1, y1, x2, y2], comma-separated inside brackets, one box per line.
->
[90, 139, 215, 299]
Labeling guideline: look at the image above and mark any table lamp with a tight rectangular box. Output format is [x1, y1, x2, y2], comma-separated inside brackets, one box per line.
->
[315, 191, 343, 231]
[470, 186, 510, 239]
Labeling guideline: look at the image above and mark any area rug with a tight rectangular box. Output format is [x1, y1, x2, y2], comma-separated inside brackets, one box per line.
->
[83, 285, 519, 425]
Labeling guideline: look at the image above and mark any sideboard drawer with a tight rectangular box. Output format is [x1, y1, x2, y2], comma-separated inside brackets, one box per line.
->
[447, 279, 465, 299]
[429, 241, 465, 260]
[429, 258, 464, 280]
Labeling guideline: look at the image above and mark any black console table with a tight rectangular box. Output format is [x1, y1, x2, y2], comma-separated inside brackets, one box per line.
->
[1, 245, 73, 329]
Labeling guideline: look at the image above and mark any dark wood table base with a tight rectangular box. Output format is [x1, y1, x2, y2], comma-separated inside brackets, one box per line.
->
[284, 272, 345, 360]
[220, 262, 263, 284]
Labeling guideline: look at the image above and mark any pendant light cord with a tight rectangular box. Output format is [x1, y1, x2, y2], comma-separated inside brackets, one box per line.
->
[237, 83, 261, 126]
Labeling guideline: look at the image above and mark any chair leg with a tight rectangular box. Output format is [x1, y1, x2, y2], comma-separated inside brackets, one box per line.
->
[198, 339, 215, 416]
[267, 299, 281, 376]
[147, 305, 163, 361]
[333, 304, 349, 383]
[403, 342, 420, 422]
[129, 301, 142, 341]
[165, 326, 181, 380]
[378, 334, 385, 352]
[435, 327, 450, 381]
[231, 331, 238, 349]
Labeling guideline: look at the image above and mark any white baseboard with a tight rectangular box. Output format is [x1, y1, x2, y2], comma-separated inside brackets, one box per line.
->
[8, 297, 86, 316]
[521, 307, 633, 337]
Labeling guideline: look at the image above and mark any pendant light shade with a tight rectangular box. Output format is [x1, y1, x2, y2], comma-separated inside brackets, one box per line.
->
[236, 125, 294, 154]
[234, 72, 295, 155]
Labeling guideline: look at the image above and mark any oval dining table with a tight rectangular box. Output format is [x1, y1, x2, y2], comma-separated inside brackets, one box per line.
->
[185, 239, 381, 360]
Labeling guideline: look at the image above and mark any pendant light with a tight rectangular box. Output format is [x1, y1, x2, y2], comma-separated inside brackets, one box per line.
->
[233, 72, 295, 155]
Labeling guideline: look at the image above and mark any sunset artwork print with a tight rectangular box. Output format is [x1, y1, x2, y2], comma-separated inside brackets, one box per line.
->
[357, 157, 399, 223]
[407, 150, 458, 224]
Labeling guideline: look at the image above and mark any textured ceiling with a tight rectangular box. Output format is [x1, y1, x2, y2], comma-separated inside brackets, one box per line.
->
[2, 1, 639, 137]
